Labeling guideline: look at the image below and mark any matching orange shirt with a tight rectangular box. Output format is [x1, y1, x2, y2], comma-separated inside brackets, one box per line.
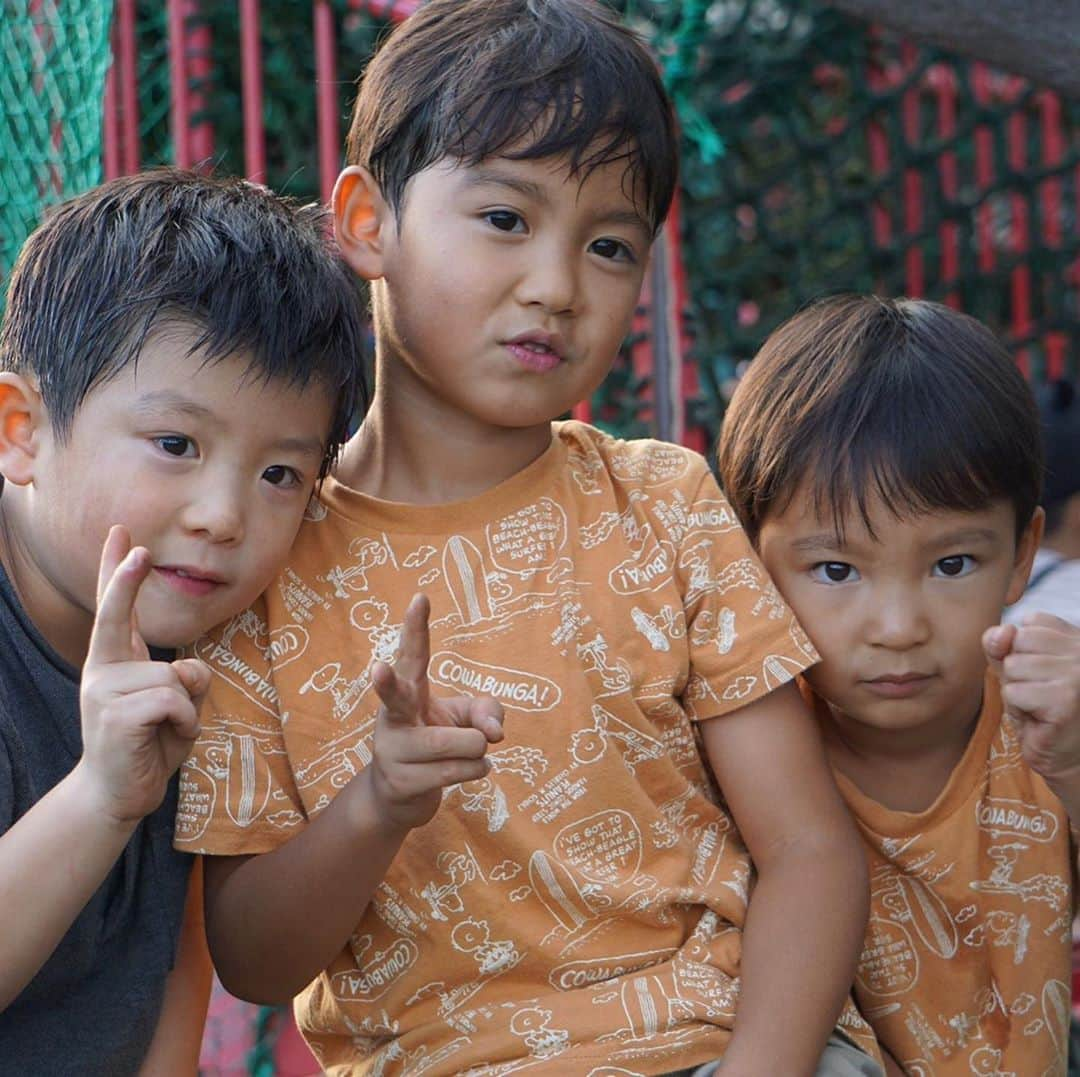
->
[175, 423, 874, 1075]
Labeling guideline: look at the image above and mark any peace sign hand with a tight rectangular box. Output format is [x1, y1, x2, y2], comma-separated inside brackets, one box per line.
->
[76, 525, 211, 826]
[368, 594, 504, 832]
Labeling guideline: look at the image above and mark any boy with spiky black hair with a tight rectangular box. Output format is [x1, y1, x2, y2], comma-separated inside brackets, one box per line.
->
[177, 3, 882, 1075]
[719, 294, 1080, 1076]
[0, 168, 367, 1072]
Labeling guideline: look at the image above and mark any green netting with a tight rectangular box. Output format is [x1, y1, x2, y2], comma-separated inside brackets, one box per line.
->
[0, 1, 112, 289]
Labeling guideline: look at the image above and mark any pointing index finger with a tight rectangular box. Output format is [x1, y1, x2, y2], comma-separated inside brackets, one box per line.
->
[86, 540, 152, 666]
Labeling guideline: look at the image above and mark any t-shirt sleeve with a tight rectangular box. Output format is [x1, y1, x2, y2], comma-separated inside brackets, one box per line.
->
[678, 464, 819, 722]
[174, 596, 307, 855]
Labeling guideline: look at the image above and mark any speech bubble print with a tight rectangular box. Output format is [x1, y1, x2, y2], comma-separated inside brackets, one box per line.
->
[486, 498, 568, 577]
[554, 810, 643, 886]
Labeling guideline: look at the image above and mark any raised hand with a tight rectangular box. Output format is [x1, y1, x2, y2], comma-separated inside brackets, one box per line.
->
[369, 594, 504, 831]
[984, 612, 1080, 789]
[76, 525, 211, 826]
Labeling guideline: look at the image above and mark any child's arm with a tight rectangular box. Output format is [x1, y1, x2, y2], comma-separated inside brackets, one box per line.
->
[204, 595, 503, 1005]
[0, 526, 208, 1011]
[985, 613, 1080, 823]
[137, 858, 213, 1076]
[698, 680, 869, 1077]
[881, 1047, 907, 1076]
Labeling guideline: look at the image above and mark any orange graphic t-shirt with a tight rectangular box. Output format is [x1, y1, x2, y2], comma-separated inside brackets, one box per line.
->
[176, 423, 870, 1075]
[810, 679, 1074, 1076]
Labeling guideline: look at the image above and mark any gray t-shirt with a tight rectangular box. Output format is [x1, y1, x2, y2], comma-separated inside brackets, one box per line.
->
[0, 564, 192, 1075]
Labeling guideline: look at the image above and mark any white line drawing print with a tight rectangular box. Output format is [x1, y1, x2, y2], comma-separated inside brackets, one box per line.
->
[349, 598, 402, 665]
[608, 536, 677, 596]
[509, 1006, 570, 1059]
[975, 797, 1060, 843]
[293, 721, 375, 794]
[608, 443, 689, 485]
[570, 704, 667, 772]
[969, 844, 1070, 910]
[555, 809, 644, 887]
[451, 917, 522, 976]
[579, 491, 649, 549]
[567, 446, 606, 495]
[963, 911, 1032, 965]
[1042, 979, 1071, 1064]
[330, 934, 420, 1006]
[429, 652, 561, 713]
[528, 849, 597, 936]
[762, 652, 804, 690]
[218, 607, 269, 653]
[689, 607, 736, 655]
[415, 848, 481, 921]
[577, 632, 633, 696]
[630, 605, 684, 652]
[876, 870, 959, 959]
[318, 536, 390, 599]
[445, 775, 509, 833]
[487, 744, 548, 786]
[299, 661, 369, 722]
[444, 535, 497, 624]
[403, 544, 437, 569]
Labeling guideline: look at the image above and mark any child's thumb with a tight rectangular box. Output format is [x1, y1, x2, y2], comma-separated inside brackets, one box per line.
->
[172, 658, 212, 708]
[982, 622, 1016, 670]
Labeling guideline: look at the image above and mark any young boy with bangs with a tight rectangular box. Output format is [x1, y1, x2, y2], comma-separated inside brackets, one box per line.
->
[718, 294, 1080, 1077]
[174, 1, 882, 1075]
[0, 169, 368, 1071]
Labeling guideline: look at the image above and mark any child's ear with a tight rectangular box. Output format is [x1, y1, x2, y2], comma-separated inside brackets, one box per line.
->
[0, 373, 44, 486]
[333, 166, 392, 282]
[1006, 506, 1045, 604]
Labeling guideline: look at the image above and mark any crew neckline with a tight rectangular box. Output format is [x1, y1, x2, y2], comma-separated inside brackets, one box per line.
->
[319, 425, 568, 533]
[816, 674, 1001, 838]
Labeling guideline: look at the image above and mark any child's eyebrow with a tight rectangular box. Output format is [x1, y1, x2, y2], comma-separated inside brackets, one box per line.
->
[463, 167, 547, 204]
[926, 527, 1001, 548]
[789, 532, 844, 553]
[131, 390, 215, 421]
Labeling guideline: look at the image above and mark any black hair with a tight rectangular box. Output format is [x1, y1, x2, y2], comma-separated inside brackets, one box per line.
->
[718, 294, 1042, 544]
[346, 0, 678, 234]
[0, 168, 367, 475]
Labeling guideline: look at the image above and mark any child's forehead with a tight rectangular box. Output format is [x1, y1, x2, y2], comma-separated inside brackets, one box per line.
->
[768, 479, 1016, 549]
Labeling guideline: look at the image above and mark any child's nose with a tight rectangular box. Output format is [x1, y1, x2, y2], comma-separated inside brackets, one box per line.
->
[182, 488, 245, 544]
[516, 244, 578, 314]
[866, 588, 931, 649]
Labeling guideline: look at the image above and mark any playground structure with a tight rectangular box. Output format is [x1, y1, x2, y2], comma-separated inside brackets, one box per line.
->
[3, 3, 1080, 1073]
[4, 1, 1080, 452]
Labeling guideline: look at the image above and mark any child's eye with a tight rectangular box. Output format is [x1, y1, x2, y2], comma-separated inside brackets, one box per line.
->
[154, 435, 196, 458]
[811, 561, 859, 584]
[933, 554, 976, 578]
[589, 237, 635, 263]
[262, 465, 302, 488]
[485, 210, 525, 233]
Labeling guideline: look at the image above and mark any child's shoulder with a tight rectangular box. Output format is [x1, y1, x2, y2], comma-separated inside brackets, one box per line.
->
[555, 420, 713, 492]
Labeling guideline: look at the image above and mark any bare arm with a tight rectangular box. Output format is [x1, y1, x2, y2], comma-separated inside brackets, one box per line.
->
[699, 680, 869, 1077]
[138, 858, 213, 1076]
[205, 596, 503, 1004]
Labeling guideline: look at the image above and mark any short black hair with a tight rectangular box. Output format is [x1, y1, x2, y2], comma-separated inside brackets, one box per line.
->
[347, 0, 678, 234]
[0, 169, 367, 475]
[718, 294, 1042, 544]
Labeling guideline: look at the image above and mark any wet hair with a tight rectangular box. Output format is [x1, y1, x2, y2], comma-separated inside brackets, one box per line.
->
[717, 294, 1042, 544]
[346, 0, 678, 234]
[1036, 380, 1080, 533]
[0, 168, 367, 475]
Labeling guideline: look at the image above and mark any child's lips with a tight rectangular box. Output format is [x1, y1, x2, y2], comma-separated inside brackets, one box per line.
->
[862, 673, 935, 698]
[154, 565, 225, 598]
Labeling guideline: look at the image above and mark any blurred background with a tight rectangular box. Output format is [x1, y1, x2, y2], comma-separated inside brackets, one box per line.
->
[3, 1, 1080, 1072]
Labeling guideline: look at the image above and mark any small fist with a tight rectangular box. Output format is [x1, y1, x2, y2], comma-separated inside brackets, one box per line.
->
[983, 612, 1080, 787]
